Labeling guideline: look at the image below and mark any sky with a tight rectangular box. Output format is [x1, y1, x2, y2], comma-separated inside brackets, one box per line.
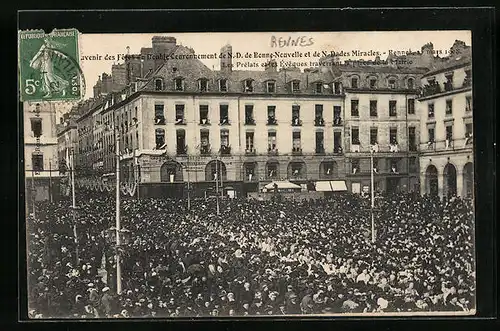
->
[78, 31, 471, 101]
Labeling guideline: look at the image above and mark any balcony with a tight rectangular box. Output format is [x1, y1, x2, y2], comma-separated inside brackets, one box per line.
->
[268, 148, 279, 156]
[199, 119, 210, 126]
[314, 118, 325, 127]
[267, 117, 278, 125]
[154, 116, 166, 125]
[245, 118, 256, 125]
[389, 144, 400, 153]
[200, 145, 211, 156]
[462, 78, 472, 88]
[444, 81, 453, 92]
[291, 118, 302, 126]
[371, 144, 379, 153]
[315, 147, 325, 155]
[220, 145, 231, 156]
[219, 118, 230, 126]
[292, 147, 303, 156]
[333, 117, 342, 126]
[245, 148, 256, 156]
[409, 143, 418, 152]
[419, 83, 442, 97]
[333, 146, 343, 154]
[350, 144, 360, 153]
[176, 145, 188, 156]
[175, 118, 186, 125]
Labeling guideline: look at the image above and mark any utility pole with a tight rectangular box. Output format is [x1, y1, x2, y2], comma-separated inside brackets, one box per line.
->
[370, 148, 376, 244]
[70, 148, 79, 264]
[115, 129, 122, 294]
[187, 157, 191, 211]
[215, 155, 220, 215]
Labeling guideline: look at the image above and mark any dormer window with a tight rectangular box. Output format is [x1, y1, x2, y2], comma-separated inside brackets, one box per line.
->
[291, 80, 300, 93]
[198, 78, 208, 92]
[407, 77, 414, 89]
[351, 77, 358, 88]
[243, 79, 253, 92]
[154, 78, 164, 91]
[267, 81, 276, 93]
[219, 79, 228, 92]
[315, 82, 323, 94]
[174, 78, 184, 91]
[388, 79, 396, 89]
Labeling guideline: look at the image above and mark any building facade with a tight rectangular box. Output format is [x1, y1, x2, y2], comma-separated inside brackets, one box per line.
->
[417, 43, 473, 198]
[65, 36, 474, 199]
[24, 101, 61, 204]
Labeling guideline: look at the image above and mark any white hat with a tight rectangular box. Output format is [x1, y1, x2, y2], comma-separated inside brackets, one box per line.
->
[87, 283, 94, 287]
[377, 297, 389, 309]
[102, 287, 110, 293]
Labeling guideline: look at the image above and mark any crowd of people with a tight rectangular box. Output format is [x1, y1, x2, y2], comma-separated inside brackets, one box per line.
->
[27, 190, 475, 318]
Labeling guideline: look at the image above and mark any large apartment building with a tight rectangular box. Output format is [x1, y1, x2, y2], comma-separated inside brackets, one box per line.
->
[62, 36, 473, 198]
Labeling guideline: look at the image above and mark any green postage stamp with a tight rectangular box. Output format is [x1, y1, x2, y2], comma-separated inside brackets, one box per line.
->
[18, 28, 85, 102]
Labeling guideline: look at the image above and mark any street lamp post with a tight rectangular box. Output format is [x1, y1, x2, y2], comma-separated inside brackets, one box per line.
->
[114, 129, 122, 294]
[70, 148, 79, 264]
[370, 148, 376, 244]
[215, 155, 220, 215]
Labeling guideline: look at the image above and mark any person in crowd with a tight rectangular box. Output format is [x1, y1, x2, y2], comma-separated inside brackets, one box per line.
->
[27, 190, 475, 317]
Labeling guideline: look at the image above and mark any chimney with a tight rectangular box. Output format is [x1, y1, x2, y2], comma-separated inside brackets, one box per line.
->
[152, 36, 177, 71]
[220, 44, 232, 73]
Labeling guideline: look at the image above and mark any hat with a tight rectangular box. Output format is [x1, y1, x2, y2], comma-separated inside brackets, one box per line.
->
[102, 287, 110, 293]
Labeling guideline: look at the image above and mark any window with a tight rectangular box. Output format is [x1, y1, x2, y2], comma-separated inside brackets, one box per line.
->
[407, 99, 415, 114]
[199, 78, 208, 92]
[220, 130, 230, 155]
[220, 105, 229, 124]
[200, 130, 210, 155]
[315, 82, 323, 93]
[268, 131, 277, 152]
[292, 105, 301, 126]
[389, 100, 397, 117]
[351, 77, 358, 88]
[267, 81, 276, 93]
[390, 159, 399, 173]
[445, 99, 453, 115]
[372, 158, 379, 172]
[333, 106, 342, 125]
[370, 128, 378, 145]
[291, 80, 300, 93]
[463, 69, 472, 87]
[428, 103, 435, 118]
[245, 105, 255, 125]
[370, 100, 378, 117]
[333, 82, 341, 94]
[267, 106, 277, 125]
[199, 105, 209, 124]
[291, 162, 303, 177]
[409, 126, 417, 151]
[334, 131, 342, 153]
[428, 127, 435, 142]
[444, 73, 454, 91]
[30, 118, 42, 137]
[155, 78, 163, 91]
[155, 129, 165, 149]
[390, 128, 398, 145]
[465, 96, 472, 112]
[351, 127, 360, 145]
[446, 125, 453, 141]
[409, 157, 417, 172]
[292, 131, 301, 152]
[352, 159, 360, 174]
[32, 153, 44, 171]
[174, 78, 184, 91]
[267, 162, 278, 179]
[315, 131, 324, 154]
[245, 132, 254, 152]
[219, 79, 228, 92]
[315, 104, 324, 126]
[244, 79, 253, 92]
[465, 123, 473, 137]
[154, 104, 165, 125]
[351, 100, 359, 117]
[175, 104, 185, 124]
[388, 79, 396, 89]
[176, 130, 186, 155]
[407, 78, 414, 89]
[369, 78, 377, 89]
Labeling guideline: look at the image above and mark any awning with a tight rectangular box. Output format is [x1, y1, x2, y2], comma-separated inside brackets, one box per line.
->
[315, 180, 347, 192]
[264, 181, 301, 190]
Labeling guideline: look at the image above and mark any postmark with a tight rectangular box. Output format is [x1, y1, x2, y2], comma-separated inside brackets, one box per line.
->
[18, 28, 85, 102]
